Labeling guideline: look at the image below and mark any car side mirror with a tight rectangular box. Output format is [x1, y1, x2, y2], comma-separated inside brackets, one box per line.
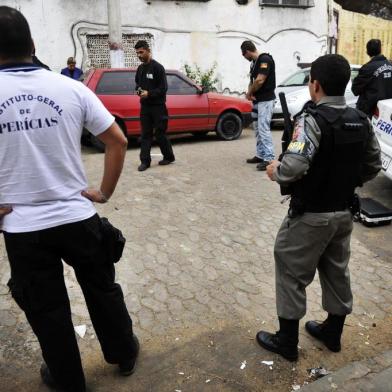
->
[197, 86, 209, 94]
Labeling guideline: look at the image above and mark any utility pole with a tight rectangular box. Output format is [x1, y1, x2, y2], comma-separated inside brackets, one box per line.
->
[107, 0, 124, 68]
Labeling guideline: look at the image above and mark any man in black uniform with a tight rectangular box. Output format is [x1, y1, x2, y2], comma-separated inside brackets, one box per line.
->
[135, 40, 175, 172]
[241, 40, 276, 171]
[256, 54, 381, 361]
[352, 39, 392, 117]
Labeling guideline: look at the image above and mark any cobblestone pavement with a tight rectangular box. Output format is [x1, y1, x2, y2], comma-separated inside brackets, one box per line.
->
[1, 129, 391, 392]
[301, 350, 392, 391]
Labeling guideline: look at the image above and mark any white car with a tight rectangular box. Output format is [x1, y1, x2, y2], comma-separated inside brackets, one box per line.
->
[272, 65, 361, 125]
[372, 99, 392, 181]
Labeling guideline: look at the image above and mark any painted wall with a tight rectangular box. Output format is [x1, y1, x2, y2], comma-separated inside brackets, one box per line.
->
[335, 4, 392, 66]
[4, 0, 329, 94]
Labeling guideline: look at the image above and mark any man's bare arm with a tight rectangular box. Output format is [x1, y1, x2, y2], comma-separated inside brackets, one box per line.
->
[249, 74, 267, 95]
[82, 122, 128, 203]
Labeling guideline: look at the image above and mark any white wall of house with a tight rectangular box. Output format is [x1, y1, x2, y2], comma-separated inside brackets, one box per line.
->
[5, 0, 329, 94]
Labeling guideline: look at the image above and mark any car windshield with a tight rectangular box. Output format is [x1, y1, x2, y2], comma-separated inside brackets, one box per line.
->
[279, 70, 310, 87]
[279, 67, 359, 88]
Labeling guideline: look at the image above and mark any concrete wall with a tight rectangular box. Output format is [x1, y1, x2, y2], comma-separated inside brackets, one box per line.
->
[4, 0, 329, 94]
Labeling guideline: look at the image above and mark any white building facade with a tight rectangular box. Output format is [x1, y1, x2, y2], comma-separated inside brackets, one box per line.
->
[5, 0, 332, 94]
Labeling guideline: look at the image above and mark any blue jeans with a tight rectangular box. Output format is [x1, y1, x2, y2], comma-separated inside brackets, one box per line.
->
[252, 100, 275, 162]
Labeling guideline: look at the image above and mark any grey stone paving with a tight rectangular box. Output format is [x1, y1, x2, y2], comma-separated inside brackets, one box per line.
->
[0, 129, 391, 391]
[300, 350, 392, 392]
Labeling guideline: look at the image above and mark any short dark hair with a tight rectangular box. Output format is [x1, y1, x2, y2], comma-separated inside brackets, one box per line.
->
[134, 40, 150, 50]
[310, 54, 351, 96]
[240, 40, 257, 54]
[0, 6, 32, 59]
[366, 39, 381, 57]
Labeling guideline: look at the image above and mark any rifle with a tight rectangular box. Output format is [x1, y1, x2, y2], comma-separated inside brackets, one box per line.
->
[278, 92, 294, 196]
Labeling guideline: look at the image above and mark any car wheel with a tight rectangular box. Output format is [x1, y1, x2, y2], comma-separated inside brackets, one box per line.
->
[90, 119, 127, 153]
[90, 134, 106, 153]
[216, 112, 242, 140]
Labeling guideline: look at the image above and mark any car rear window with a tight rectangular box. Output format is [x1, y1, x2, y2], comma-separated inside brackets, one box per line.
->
[96, 71, 136, 95]
[167, 74, 197, 95]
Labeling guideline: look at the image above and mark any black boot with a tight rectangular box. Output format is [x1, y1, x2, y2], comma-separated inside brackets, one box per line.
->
[118, 334, 140, 376]
[40, 364, 89, 392]
[256, 318, 299, 362]
[305, 314, 346, 352]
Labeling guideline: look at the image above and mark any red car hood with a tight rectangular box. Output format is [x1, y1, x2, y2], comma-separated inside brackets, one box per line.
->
[207, 92, 251, 107]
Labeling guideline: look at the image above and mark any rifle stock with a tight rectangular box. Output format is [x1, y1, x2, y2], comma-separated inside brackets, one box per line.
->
[279, 92, 293, 156]
[278, 92, 294, 196]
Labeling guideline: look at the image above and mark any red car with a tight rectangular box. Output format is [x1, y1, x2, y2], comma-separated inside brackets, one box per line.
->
[83, 68, 252, 150]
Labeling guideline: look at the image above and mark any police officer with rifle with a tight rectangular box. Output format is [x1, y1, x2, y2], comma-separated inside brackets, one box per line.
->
[255, 54, 381, 361]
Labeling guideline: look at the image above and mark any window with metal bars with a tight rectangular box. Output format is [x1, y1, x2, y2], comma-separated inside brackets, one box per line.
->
[86, 34, 152, 68]
[259, 0, 314, 8]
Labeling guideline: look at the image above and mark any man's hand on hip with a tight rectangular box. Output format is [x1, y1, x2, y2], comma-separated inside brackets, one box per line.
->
[0, 205, 12, 217]
[82, 189, 108, 203]
[0, 205, 12, 232]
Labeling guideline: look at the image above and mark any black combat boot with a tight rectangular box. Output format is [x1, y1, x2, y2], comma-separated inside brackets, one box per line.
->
[118, 334, 140, 376]
[305, 314, 346, 352]
[256, 317, 299, 362]
[40, 364, 89, 392]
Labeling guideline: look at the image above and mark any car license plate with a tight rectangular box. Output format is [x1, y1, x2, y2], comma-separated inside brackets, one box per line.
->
[381, 152, 391, 171]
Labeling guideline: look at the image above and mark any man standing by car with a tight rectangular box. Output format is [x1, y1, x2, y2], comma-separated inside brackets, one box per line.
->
[258, 54, 381, 362]
[135, 40, 175, 172]
[352, 39, 392, 117]
[0, 6, 139, 392]
[241, 40, 276, 171]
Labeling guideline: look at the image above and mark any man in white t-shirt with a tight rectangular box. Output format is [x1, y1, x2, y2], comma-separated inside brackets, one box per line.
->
[0, 7, 139, 392]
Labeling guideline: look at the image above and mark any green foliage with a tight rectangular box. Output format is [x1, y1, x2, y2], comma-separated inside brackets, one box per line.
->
[183, 62, 219, 91]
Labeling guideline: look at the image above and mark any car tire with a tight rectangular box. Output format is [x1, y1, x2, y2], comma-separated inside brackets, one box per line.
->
[216, 112, 242, 140]
[90, 118, 127, 153]
[90, 134, 106, 153]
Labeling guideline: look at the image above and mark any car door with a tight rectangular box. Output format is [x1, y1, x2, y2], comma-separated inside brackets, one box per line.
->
[95, 70, 141, 136]
[166, 73, 210, 132]
[345, 67, 360, 108]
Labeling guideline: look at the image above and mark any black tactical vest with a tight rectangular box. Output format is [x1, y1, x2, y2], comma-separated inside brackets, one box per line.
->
[290, 105, 369, 213]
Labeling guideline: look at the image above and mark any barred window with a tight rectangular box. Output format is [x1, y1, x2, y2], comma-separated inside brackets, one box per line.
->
[259, 0, 314, 8]
[86, 34, 152, 69]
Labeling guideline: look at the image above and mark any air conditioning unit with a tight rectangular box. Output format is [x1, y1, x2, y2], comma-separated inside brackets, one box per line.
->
[259, 0, 315, 8]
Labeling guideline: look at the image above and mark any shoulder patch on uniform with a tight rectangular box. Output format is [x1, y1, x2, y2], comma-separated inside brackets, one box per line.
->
[286, 114, 315, 160]
[260, 63, 268, 69]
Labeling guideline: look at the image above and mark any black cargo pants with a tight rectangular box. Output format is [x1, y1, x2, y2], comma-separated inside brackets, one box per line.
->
[4, 214, 137, 392]
[140, 104, 175, 164]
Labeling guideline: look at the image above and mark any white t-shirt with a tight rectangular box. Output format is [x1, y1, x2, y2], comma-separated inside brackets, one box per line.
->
[0, 64, 114, 233]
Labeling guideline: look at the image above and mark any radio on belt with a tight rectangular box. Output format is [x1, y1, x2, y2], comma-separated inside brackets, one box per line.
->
[359, 197, 392, 227]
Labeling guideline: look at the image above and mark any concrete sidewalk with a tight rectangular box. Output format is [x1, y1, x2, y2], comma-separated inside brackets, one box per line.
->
[301, 350, 392, 392]
[1, 130, 391, 391]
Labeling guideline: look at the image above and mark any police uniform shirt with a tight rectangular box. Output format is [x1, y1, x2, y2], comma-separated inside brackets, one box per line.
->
[250, 53, 276, 102]
[0, 63, 114, 233]
[352, 55, 392, 115]
[135, 59, 168, 106]
[273, 96, 381, 185]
